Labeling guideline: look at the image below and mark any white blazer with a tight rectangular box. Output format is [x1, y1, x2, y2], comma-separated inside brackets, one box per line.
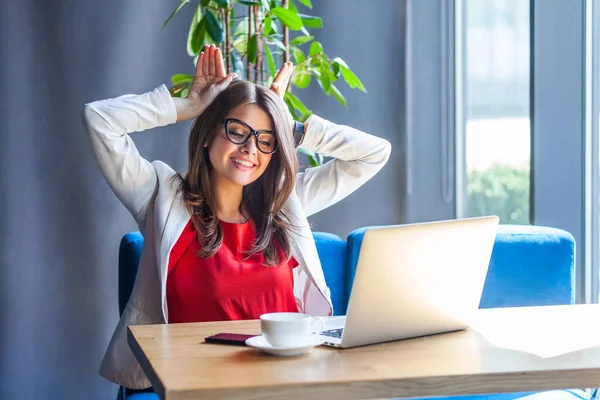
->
[82, 84, 391, 389]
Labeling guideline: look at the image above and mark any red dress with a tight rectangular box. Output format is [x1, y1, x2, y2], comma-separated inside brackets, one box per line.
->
[166, 219, 299, 323]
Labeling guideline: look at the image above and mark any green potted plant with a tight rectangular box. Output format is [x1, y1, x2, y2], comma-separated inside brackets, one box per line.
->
[163, 0, 366, 166]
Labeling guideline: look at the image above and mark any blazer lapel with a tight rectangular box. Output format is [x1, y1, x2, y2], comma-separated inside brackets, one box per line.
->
[156, 189, 191, 321]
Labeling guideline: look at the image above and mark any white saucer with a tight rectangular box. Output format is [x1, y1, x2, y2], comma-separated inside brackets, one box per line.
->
[245, 334, 324, 356]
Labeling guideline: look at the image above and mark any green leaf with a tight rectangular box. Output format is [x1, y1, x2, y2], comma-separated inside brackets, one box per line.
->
[330, 84, 347, 106]
[318, 61, 332, 94]
[162, 0, 189, 30]
[298, 111, 313, 123]
[263, 15, 274, 35]
[340, 65, 366, 92]
[265, 45, 276, 78]
[201, 0, 210, 6]
[234, 18, 248, 36]
[333, 57, 366, 91]
[308, 155, 319, 167]
[238, 0, 260, 4]
[232, 34, 248, 53]
[247, 34, 258, 63]
[171, 73, 194, 85]
[290, 46, 305, 64]
[296, 147, 315, 157]
[309, 41, 323, 56]
[204, 10, 224, 43]
[187, 9, 206, 56]
[291, 67, 311, 89]
[332, 61, 341, 77]
[270, 38, 287, 52]
[180, 87, 190, 98]
[300, 26, 310, 37]
[297, 0, 312, 8]
[299, 14, 322, 28]
[332, 57, 348, 68]
[169, 82, 191, 97]
[288, 0, 298, 13]
[290, 35, 313, 46]
[271, 7, 303, 30]
[296, 147, 320, 167]
[261, 0, 271, 11]
[284, 99, 300, 120]
[215, 0, 229, 6]
[284, 90, 310, 115]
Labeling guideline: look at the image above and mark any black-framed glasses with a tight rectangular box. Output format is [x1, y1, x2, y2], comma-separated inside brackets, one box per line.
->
[223, 118, 278, 154]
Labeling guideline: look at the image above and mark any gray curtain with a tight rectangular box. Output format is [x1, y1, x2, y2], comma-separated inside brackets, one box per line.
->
[1, 0, 194, 398]
[0, 0, 403, 398]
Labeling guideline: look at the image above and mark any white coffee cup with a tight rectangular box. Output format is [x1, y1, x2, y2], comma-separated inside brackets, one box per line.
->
[260, 312, 324, 348]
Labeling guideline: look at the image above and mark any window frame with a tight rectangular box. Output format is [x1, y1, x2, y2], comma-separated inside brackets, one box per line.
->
[406, 0, 600, 303]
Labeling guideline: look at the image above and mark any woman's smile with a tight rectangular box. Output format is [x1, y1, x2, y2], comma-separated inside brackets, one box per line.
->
[231, 157, 256, 170]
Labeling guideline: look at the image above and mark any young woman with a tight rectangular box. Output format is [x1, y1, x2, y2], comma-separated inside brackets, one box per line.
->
[82, 44, 391, 389]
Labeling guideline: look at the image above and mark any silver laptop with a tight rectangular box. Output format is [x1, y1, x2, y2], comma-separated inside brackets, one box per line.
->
[320, 216, 499, 348]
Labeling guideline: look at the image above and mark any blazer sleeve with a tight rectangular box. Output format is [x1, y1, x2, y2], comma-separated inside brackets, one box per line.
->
[294, 114, 392, 217]
[81, 84, 177, 224]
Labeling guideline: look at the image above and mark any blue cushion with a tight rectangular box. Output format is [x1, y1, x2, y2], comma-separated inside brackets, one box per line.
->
[346, 226, 369, 310]
[409, 389, 589, 400]
[312, 232, 347, 316]
[479, 225, 575, 308]
[118, 231, 349, 316]
[127, 393, 159, 400]
[125, 389, 589, 400]
[346, 224, 575, 310]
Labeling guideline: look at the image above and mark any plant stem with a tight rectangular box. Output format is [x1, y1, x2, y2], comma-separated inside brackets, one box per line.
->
[224, 6, 231, 73]
[247, 6, 254, 81]
[282, 0, 290, 64]
[254, 6, 263, 84]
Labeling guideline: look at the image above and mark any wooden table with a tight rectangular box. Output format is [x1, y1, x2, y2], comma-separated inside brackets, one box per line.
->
[128, 304, 600, 400]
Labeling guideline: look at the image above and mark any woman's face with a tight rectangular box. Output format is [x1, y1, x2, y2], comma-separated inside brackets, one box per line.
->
[208, 103, 275, 188]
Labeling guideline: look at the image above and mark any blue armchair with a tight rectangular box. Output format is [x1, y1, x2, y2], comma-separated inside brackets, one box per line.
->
[117, 224, 587, 400]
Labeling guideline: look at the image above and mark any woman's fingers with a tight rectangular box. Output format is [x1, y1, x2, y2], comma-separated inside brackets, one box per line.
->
[283, 62, 293, 87]
[202, 45, 210, 76]
[195, 51, 205, 78]
[215, 47, 226, 77]
[216, 73, 238, 90]
[208, 44, 216, 76]
[271, 62, 293, 97]
[272, 62, 289, 86]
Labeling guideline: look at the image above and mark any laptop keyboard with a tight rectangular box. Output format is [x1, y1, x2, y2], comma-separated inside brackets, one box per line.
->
[321, 328, 343, 339]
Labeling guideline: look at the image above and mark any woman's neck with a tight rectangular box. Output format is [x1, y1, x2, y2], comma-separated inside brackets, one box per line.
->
[211, 176, 246, 223]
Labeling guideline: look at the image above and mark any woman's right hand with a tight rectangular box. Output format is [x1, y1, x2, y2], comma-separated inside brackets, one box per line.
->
[174, 44, 237, 122]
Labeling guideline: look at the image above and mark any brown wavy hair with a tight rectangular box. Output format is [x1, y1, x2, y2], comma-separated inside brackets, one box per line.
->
[176, 80, 299, 266]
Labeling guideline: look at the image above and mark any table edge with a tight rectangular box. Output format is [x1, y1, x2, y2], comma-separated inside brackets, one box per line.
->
[127, 326, 167, 399]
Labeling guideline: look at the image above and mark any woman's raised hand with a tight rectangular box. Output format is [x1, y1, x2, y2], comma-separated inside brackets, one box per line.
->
[175, 44, 237, 122]
[270, 62, 294, 98]
[269, 62, 297, 130]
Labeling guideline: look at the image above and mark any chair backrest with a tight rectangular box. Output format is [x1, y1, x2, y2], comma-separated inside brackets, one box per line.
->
[118, 232, 144, 316]
[118, 231, 349, 316]
[120, 224, 575, 316]
[346, 224, 576, 309]
[478, 225, 575, 307]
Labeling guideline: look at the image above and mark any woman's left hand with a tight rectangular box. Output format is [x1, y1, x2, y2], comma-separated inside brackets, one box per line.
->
[270, 62, 294, 98]
[270, 62, 302, 132]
